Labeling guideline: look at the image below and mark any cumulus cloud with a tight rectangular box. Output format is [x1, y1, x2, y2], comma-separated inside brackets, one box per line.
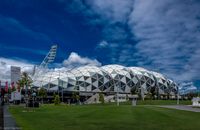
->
[179, 82, 198, 94]
[68, 0, 200, 85]
[63, 52, 101, 69]
[0, 52, 101, 82]
[86, 0, 133, 23]
[0, 57, 34, 82]
[128, 0, 200, 82]
[2, 0, 197, 86]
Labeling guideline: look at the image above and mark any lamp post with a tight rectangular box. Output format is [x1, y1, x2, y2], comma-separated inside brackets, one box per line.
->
[57, 77, 64, 103]
[117, 83, 119, 106]
[177, 84, 179, 105]
[62, 80, 64, 103]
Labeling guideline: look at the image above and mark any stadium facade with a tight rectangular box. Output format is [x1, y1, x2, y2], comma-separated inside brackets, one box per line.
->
[33, 65, 178, 98]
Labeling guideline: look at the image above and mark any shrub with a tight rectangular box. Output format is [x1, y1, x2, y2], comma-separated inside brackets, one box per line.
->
[53, 95, 60, 105]
[38, 88, 47, 104]
[99, 93, 104, 104]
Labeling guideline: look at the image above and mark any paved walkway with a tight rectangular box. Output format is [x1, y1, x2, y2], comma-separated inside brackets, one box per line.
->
[0, 106, 3, 130]
[159, 105, 200, 112]
[3, 105, 21, 130]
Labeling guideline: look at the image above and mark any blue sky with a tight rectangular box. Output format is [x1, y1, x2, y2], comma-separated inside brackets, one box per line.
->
[0, 0, 200, 88]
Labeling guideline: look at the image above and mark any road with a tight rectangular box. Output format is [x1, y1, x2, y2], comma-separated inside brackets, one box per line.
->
[159, 105, 200, 112]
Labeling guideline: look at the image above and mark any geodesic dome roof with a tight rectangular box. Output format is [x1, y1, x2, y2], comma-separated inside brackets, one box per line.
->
[70, 66, 112, 92]
[101, 65, 133, 92]
[32, 64, 178, 96]
[151, 71, 169, 94]
[32, 69, 74, 89]
[128, 67, 156, 94]
[167, 79, 178, 95]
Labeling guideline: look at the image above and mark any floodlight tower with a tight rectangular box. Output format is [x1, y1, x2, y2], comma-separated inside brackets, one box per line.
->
[40, 45, 57, 69]
[32, 45, 57, 79]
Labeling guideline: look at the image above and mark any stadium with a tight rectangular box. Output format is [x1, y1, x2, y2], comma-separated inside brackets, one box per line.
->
[32, 64, 178, 102]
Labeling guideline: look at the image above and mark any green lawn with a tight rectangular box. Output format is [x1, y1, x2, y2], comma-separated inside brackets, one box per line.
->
[9, 101, 200, 130]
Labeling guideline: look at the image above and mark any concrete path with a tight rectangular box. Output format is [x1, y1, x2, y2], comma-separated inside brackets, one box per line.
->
[159, 105, 200, 112]
[3, 105, 21, 130]
[0, 106, 3, 130]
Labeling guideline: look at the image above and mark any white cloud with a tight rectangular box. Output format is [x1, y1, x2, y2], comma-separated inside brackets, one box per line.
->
[63, 52, 101, 69]
[86, 0, 133, 23]
[97, 40, 108, 48]
[0, 57, 34, 82]
[75, 0, 200, 83]
[128, 0, 200, 82]
[179, 82, 198, 94]
[0, 52, 102, 82]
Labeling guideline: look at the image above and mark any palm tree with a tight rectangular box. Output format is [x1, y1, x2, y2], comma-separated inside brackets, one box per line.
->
[17, 72, 32, 89]
[22, 72, 32, 88]
[17, 79, 25, 90]
[17, 72, 32, 106]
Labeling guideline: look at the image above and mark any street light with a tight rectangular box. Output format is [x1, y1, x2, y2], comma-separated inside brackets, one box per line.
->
[57, 71, 64, 103]
[177, 84, 179, 105]
[61, 80, 64, 102]
[117, 82, 119, 106]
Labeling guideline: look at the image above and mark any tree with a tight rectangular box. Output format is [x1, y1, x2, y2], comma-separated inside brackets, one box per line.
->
[17, 79, 25, 90]
[145, 93, 152, 100]
[38, 88, 47, 104]
[131, 87, 137, 95]
[17, 72, 32, 91]
[76, 94, 80, 103]
[72, 92, 80, 103]
[150, 87, 156, 100]
[17, 72, 33, 106]
[53, 95, 60, 105]
[72, 92, 76, 103]
[131, 86, 142, 98]
[99, 93, 104, 104]
[131, 86, 143, 100]
[11, 86, 16, 92]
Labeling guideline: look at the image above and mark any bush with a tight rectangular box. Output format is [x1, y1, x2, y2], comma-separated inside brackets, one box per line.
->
[99, 93, 104, 104]
[76, 94, 80, 102]
[53, 95, 60, 105]
[38, 88, 47, 104]
[72, 92, 80, 103]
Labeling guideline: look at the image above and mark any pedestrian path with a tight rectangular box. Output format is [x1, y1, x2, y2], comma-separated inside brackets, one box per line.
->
[159, 105, 200, 112]
[0, 106, 3, 130]
[3, 105, 21, 130]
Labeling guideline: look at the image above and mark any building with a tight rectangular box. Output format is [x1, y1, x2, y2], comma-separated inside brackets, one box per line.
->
[11, 66, 21, 85]
[32, 64, 178, 100]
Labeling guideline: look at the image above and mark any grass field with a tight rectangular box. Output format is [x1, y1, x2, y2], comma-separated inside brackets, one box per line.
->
[9, 100, 200, 130]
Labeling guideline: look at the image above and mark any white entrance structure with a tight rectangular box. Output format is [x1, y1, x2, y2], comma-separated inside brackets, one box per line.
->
[192, 97, 200, 107]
